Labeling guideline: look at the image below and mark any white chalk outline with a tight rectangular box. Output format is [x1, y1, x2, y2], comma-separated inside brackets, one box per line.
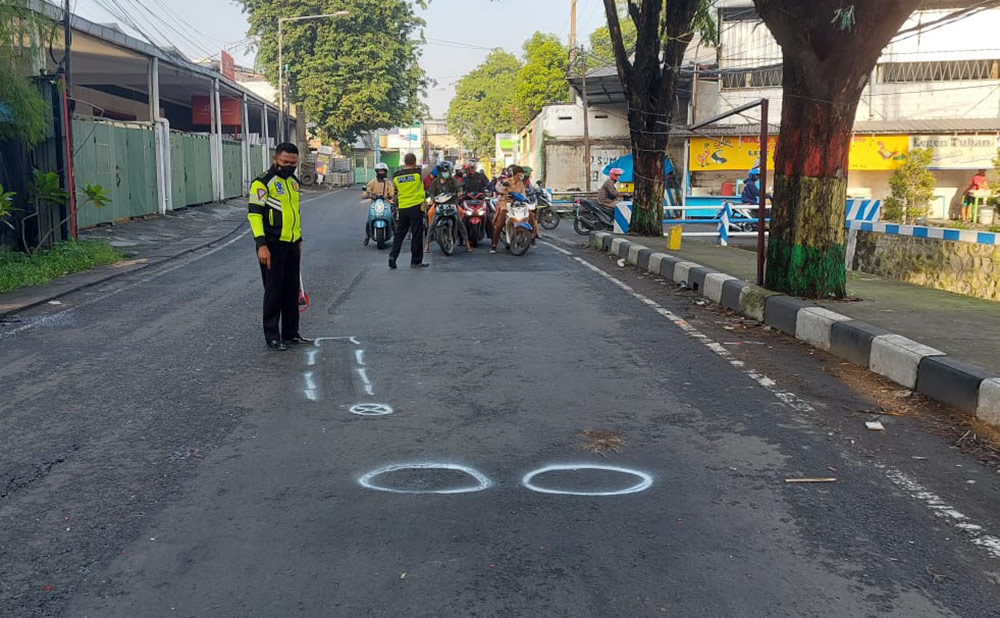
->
[355, 350, 366, 366]
[314, 336, 360, 346]
[305, 349, 318, 366]
[357, 368, 374, 396]
[350, 403, 394, 416]
[358, 463, 493, 495]
[303, 371, 318, 401]
[522, 464, 653, 496]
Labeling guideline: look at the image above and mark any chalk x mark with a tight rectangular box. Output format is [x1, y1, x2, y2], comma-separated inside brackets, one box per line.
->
[359, 463, 492, 495]
[350, 403, 394, 416]
[522, 464, 653, 496]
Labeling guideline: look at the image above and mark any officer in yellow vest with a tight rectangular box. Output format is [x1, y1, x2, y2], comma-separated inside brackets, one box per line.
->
[248, 143, 311, 351]
[388, 152, 429, 269]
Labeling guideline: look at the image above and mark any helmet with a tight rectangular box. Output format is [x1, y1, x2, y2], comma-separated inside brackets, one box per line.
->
[523, 166, 533, 174]
[375, 162, 388, 172]
[748, 167, 760, 179]
[437, 161, 453, 174]
[609, 168, 624, 181]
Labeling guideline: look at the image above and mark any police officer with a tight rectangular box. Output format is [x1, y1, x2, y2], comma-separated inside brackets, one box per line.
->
[248, 143, 312, 351]
[388, 153, 428, 269]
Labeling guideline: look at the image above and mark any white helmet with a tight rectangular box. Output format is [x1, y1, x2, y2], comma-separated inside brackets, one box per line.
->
[375, 162, 389, 172]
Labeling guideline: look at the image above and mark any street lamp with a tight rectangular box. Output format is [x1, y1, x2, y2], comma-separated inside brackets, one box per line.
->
[277, 10, 350, 142]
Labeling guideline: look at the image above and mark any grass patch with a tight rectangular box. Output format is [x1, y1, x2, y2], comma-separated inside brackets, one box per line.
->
[0, 240, 122, 294]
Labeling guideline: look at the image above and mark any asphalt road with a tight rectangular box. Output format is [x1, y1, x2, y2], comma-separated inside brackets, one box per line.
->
[2, 189, 1000, 618]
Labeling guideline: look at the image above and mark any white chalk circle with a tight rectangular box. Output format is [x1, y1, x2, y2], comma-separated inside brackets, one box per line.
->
[358, 463, 492, 495]
[521, 464, 653, 496]
[350, 403, 394, 416]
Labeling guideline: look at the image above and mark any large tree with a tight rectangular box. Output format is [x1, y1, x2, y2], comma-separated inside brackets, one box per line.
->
[601, 0, 716, 236]
[753, 0, 924, 298]
[512, 32, 568, 127]
[446, 49, 522, 156]
[588, 18, 637, 67]
[240, 0, 427, 144]
[0, 0, 51, 146]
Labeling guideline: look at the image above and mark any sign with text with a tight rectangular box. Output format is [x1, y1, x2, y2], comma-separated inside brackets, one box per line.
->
[220, 50, 236, 81]
[690, 136, 777, 172]
[910, 134, 1000, 170]
[848, 134, 909, 171]
[191, 96, 242, 126]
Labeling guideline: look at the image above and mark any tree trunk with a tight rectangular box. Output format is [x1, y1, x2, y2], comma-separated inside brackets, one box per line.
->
[765, 80, 859, 298]
[630, 128, 666, 237]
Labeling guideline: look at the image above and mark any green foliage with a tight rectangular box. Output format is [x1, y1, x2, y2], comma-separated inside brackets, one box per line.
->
[884, 148, 936, 223]
[589, 20, 637, 67]
[0, 0, 54, 146]
[30, 170, 68, 206]
[22, 171, 110, 255]
[82, 183, 112, 209]
[0, 182, 16, 219]
[513, 33, 568, 127]
[447, 49, 522, 155]
[0, 240, 121, 294]
[239, 0, 428, 144]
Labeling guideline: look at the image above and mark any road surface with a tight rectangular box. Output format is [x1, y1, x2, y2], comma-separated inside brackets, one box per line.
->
[2, 189, 1000, 618]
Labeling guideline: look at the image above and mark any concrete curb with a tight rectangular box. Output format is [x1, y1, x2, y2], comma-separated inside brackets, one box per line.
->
[586, 231, 1000, 428]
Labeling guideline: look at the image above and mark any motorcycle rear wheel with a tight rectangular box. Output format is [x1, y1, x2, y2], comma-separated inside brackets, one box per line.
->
[511, 228, 531, 256]
[573, 216, 591, 236]
[375, 228, 387, 250]
[540, 208, 560, 230]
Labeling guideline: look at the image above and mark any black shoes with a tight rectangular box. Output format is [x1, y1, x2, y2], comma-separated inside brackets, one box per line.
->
[267, 340, 288, 351]
[411, 263, 430, 268]
[286, 336, 314, 345]
[389, 258, 397, 269]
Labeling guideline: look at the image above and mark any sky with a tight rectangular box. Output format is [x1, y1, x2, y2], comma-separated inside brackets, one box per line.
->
[70, 0, 612, 118]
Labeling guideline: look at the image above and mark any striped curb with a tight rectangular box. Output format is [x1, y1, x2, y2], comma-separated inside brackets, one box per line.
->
[585, 231, 1000, 428]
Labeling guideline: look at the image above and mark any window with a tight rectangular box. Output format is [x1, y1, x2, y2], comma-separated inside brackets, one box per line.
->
[878, 59, 1000, 83]
[594, 114, 609, 119]
[721, 64, 783, 89]
[558, 116, 574, 120]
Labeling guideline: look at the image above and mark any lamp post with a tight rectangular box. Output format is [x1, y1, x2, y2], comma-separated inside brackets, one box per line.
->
[277, 10, 349, 142]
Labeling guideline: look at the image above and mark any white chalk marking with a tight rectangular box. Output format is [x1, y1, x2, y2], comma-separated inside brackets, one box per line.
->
[355, 350, 366, 366]
[1, 229, 251, 339]
[305, 349, 318, 366]
[357, 368, 374, 396]
[522, 464, 653, 496]
[314, 336, 361, 347]
[303, 371, 319, 401]
[358, 463, 492, 495]
[545, 238, 1000, 561]
[350, 403, 394, 416]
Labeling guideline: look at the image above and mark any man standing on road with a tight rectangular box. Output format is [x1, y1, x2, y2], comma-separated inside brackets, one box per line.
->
[389, 153, 429, 269]
[248, 143, 312, 351]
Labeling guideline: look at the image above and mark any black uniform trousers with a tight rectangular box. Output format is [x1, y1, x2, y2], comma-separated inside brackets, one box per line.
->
[389, 206, 425, 265]
[259, 240, 301, 343]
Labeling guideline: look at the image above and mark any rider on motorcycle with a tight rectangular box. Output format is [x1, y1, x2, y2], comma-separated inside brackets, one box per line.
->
[362, 163, 396, 246]
[491, 165, 538, 253]
[462, 164, 490, 195]
[597, 168, 624, 208]
[426, 161, 472, 253]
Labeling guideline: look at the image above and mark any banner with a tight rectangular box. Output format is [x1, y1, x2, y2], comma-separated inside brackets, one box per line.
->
[910, 134, 1000, 170]
[690, 136, 777, 171]
[220, 50, 236, 81]
[191, 96, 241, 126]
[848, 134, 908, 170]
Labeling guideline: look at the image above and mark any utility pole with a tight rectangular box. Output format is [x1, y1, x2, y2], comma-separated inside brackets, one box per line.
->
[569, 0, 577, 49]
[63, 0, 72, 96]
[579, 45, 591, 193]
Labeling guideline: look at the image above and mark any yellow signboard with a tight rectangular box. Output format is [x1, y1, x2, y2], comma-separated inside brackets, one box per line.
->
[848, 134, 909, 170]
[690, 134, 910, 172]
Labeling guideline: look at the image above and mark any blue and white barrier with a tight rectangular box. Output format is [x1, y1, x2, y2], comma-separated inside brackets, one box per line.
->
[847, 220, 1000, 246]
[846, 198, 881, 222]
[718, 202, 732, 246]
[614, 201, 633, 234]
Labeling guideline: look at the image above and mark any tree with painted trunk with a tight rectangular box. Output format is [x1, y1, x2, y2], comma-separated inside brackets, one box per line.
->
[600, 0, 716, 237]
[752, 0, 923, 298]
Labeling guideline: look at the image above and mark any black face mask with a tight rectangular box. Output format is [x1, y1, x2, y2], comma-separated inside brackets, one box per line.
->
[275, 165, 296, 179]
[376, 172, 387, 180]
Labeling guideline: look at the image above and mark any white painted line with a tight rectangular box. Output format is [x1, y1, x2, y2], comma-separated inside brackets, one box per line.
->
[305, 349, 318, 366]
[1, 229, 251, 339]
[358, 463, 493, 495]
[550, 240, 1000, 562]
[522, 464, 653, 496]
[303, 371, 318, 401]
[314, 336, 361, 347]
[355, 349, 366, 366]
[357, 368, 374, 396]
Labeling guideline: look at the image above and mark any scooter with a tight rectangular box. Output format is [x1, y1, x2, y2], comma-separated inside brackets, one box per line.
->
[533, 184, 559, 230]
[428, 193, 461, 256]
[500, 192, 535, 256]
[365, 196, 394, 250]
[573, 197, 615, 235]
[461, 192, 489, 246]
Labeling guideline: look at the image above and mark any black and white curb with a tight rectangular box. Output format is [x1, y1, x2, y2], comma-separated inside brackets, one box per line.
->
[589, 231, 1000, 428]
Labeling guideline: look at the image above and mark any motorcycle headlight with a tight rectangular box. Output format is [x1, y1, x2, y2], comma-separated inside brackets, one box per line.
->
[477, 207, 486, 216]
[375, 203, 386, 214]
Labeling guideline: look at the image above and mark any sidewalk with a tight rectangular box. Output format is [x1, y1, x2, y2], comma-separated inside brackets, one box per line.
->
[0, 200, 248, 316]
[588, 231, 1000, 428]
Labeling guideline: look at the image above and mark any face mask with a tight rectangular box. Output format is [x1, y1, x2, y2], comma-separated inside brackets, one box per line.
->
[442, 172, 451, 179]
[275, 165, 296, 179]
[376, 172, 387, 180]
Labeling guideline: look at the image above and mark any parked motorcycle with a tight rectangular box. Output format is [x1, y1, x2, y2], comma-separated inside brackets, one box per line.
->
[366, 197, 394, 250]
[573, 197, 615, 235]
[461, 192, 489, 246]
[500, 192, 535, 256]
[428, 192, 461, 256]
[533, 184, 559, 230]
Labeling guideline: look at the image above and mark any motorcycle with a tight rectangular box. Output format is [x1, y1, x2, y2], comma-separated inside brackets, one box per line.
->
[532, 184, 559, 230]
[365, 197, 394, 250]
[428, 192, 461, 256]
[573, 197, 615, 235]
[500, 192, 535, 256]
[461, 192, 489, 246]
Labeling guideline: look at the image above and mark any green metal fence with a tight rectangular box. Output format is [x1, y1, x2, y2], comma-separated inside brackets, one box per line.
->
[222, 139, 243, 199]
[173, 133, 213, 207]
[72, 117, 158, 227]
[249, 144, 267, 180]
